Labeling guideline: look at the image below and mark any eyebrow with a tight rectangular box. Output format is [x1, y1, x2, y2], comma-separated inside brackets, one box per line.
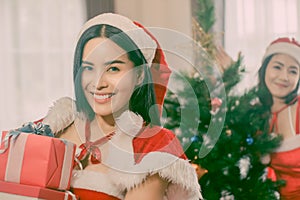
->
[273, 61, 284, 66]
[82, 60, 94, 66]
[104, 60, 126, 66]
[290, 66, 299, 70]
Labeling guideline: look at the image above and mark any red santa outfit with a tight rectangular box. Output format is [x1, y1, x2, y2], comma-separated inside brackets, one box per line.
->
[68, 123, 200, 200]
[41, 13, 202, 200]
[269, 96, 300, 200]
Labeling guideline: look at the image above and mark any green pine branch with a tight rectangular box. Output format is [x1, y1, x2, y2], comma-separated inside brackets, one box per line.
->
[196, 0, 216, 33]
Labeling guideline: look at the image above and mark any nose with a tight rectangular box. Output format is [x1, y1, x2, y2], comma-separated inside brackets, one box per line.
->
[95, 70, 108, 90]
[279, 69, 289, 81]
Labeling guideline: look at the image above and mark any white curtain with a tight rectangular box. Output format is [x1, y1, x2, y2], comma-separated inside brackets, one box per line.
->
[0, 0, 86, 130]
[224, 0, 300, 93]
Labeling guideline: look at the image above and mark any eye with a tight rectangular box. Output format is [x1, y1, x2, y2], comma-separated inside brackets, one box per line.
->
[82, 65, 93, 71]
[272, 65, 281, 70]
[107, 66, 120, 72]
[289, 69, 299, 75]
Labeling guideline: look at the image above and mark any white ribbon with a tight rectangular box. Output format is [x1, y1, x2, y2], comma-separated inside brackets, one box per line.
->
[59, 141, 76, 190]
[65, 190, 77, 200]
[5, 133, 28, 182]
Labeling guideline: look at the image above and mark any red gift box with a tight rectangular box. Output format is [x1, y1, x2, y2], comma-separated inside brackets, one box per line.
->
[0, 180, 77, 200]
[0, 131, 76, 190]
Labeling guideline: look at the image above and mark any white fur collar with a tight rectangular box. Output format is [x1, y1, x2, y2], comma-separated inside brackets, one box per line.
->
[43, 97, 75, 134]
[43, 97, 143, 137]
[115, 110, 143, 137]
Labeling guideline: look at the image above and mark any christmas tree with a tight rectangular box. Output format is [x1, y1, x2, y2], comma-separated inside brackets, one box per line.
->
[163, 0, 285, 199]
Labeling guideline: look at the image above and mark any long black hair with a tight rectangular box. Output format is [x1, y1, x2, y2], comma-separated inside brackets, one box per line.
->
[257, 54, 300, 107]
[73, 24, 160, 125]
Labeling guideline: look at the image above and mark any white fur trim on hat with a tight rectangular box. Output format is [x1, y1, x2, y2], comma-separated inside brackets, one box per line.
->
[263, 41, 300, 65]
[78, 13, 157, 66]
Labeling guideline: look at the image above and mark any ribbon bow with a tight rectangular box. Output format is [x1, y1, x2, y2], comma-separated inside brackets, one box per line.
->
[75, 121, 115, 167]
[0, 122, 54, 154]
[77, 132, 115, 164]
[11, 122, 54, 137]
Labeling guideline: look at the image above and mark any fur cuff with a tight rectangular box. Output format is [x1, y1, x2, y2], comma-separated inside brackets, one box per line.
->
[109, 152, 203, 200]
[158, 157, 203, 200]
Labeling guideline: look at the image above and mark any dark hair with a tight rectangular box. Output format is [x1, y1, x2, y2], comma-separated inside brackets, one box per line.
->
[73, 24, 160, 125]
[257, 54, 299, 107]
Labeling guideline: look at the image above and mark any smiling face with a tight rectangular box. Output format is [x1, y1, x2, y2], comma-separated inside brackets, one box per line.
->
[81, 37, 139, 118]
[265, 53, 300, 101]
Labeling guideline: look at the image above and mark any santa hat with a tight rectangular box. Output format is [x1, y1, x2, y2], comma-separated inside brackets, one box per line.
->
[263, 37, 300, 65]
[78, 13, 171, 113]
[78, 13, 156, 68]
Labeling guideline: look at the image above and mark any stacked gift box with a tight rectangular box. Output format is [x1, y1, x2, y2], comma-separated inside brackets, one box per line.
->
[0, 130, 77, 200]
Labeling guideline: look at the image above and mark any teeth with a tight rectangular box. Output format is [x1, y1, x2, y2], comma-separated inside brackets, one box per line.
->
[94, 94, 113, 100]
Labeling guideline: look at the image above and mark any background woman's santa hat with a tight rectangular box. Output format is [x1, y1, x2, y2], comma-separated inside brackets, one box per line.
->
[263, 37, 300, 65]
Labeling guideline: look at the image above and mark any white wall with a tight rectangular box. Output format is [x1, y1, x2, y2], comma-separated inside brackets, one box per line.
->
[0, 0, 86, 130]
[114, 0, 192, 36]
[114, 0, 196, 80]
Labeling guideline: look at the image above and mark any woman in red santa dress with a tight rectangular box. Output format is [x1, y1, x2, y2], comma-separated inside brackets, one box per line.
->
[41, 13, 202, 200]
[257, 37, 300, 200]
